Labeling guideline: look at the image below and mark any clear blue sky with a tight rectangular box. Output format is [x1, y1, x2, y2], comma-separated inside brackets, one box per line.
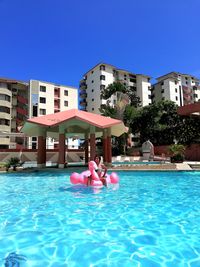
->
[0, 0, 200, 87]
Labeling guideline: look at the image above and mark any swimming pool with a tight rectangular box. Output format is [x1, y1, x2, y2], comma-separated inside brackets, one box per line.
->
[0, 170, 200, 266]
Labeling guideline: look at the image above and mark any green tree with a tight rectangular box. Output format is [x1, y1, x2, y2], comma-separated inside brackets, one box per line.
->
[130, 100, 180, 145]
[100, 81, 141, 107]
[100, 82, 140, 154]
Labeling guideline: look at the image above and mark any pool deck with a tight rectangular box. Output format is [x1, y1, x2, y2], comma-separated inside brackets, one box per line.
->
[1, 161, 200, 173]
[110, 162, 195, 171]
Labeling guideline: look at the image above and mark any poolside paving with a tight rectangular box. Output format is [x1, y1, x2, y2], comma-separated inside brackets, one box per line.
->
[110, 162, 194, 171]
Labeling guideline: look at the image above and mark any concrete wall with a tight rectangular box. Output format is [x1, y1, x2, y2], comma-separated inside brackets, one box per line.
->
[0, 149, 85, 163]
[154, 144, 200, 161]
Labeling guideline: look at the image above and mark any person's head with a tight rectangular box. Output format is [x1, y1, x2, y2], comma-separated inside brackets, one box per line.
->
[94, 155, 101, 165]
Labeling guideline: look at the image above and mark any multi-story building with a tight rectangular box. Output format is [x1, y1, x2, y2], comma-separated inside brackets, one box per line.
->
[79, 63, 151, 113]
[0, 78, 78, 149]
[0, 78, 28, 149]
[152, 72, 200, 106]
[29, 80, 78, 149]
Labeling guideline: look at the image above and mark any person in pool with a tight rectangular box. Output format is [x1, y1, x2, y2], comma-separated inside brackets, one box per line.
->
[87, 155, 108, 186]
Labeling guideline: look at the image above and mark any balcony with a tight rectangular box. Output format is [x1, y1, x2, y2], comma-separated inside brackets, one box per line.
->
[0, 100, 11, 108]
[0, 112, 11, 120]
[80, 100, 87, 106]
[80, 83, 87, 89]
[17, 95, 28, 104]
[16, 107, 28, 116]
[0, 125, 10, 132]
[0, 136, 10, 145]
[79, 90, 87, 98]
[182, 86, 192, 94]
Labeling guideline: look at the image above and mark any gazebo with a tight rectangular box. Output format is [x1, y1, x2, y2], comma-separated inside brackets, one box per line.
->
[21, 109, 127, 168]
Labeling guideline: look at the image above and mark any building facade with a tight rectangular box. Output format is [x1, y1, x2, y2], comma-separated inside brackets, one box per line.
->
[152, 72, 200, 106]
[29, 80, 78, 149]
[79, 63, 152, 113]
[0, 78, 78, 149]
[0, 78, 28, 149]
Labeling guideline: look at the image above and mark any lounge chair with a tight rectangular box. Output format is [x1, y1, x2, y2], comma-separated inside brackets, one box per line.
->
[124, 157, 130, 162]
[116, 156, 122, 162]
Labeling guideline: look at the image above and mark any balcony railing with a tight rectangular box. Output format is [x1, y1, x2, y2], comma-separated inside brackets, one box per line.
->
[80, 100, 87, 106]
[16, 107, 28, 116]
[17, 95, 28, 104]
[182, 86, 192, 94]
[79, 91, 87, 98]
[80, 83, 87, 89]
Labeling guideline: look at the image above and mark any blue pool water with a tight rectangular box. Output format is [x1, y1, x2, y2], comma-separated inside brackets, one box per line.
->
[0, 170, 200, 267]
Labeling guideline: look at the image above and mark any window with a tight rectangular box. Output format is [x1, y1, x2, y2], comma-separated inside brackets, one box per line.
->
[64, 90, 68, 96]
[161, 82, 164, 86]
[161, 89, 164, 93]
[91, 89, 94, 92]
[32, 143, 37, 149]
[194, 94, 198, 98]
[32, 137, 37, 141]
[130, 78, 136, 83]
[130, 86, 137, 92]
[148, 95, 151, 99]
[40, 97, 46, 104]
[92, 99, 94, 101]
[100, 75, 105, 81]
[40, 85, 46, 92]
[39, 108, 46, 115]
[175, 88, 178, 93]
[91, 80, 94, 83]
[175, 96, 178, 101]
[175, 81, 177, 85]
[0, 94, 10, 102]
[185, 77, 188, 80]
[100, 65, 105, 71]
[92, 108, 94, 111]
[0, 119, 10, 126]
[0, 106, 10, 113]
[91, 71, 94, 74]
[64, 100, 68, 106]
[162, 97, 165, 100]
[100, 85, 105, 90]
[186, 81, 188, 84]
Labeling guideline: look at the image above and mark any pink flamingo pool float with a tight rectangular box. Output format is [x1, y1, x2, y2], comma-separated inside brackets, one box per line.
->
[70, 161, 119, 187]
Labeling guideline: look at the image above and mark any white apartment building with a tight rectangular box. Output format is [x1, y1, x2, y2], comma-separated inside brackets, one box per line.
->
[29, 80, 78, 149]
[152, 72, 200, 106]
[79, 63, 152, 114]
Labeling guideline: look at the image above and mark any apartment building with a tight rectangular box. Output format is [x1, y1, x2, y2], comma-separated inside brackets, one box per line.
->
[79, 63, 151, 114]
[29, 80, 78, 149]
[0, 78, 29, 149]
[152, 72, 200, 106]
[0, 78, 78, 149]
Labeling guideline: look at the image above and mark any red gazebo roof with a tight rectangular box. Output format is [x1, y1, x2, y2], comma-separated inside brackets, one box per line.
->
[27, 109, 123, 128]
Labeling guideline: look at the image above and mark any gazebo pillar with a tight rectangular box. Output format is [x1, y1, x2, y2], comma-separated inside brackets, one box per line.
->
[103, 129, 108, 164]
[58, 126, 65, 168]
[107, 128, 112, 166]
[37, 131, 46, 168]
[85, 133, 89, 164]
[90, 126, 96, 161]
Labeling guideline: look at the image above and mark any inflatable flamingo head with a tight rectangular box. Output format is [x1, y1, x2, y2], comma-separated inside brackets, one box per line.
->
[88, 161, 98, 172]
